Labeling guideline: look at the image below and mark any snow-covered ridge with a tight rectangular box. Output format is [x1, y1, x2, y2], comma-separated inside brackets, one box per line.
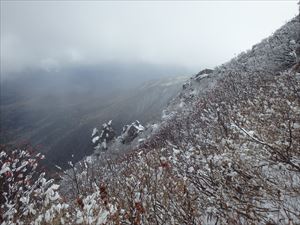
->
[163, 15, 300, 120]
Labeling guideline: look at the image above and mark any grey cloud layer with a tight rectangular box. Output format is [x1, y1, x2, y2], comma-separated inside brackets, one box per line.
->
[1, 1, 298, 74]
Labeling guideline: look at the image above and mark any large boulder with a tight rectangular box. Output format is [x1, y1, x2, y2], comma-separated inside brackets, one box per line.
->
[194, 69, 214, 81]
[121, 120, 144, 144]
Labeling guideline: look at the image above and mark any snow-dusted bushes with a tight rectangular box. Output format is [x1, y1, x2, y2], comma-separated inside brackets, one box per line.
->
[2, 66, 300, 225]
[0, 147, 120, 225]
[57, 68, 299, 224]
[0, 146, 67, 225]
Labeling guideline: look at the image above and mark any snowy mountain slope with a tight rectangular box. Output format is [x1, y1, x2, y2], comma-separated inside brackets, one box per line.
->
[64, 67, 300, 224]
[1, 15, 300, 225]
[57, 15, 300, 224]
[164, 15, 300, 120]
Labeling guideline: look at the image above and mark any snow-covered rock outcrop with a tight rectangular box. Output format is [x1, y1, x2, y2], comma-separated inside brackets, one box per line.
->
[91, 120, 115, 155]
[120, 120, 144, 144]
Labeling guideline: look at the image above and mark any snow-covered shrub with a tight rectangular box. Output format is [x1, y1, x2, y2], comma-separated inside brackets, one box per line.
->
[0, 146, 67, 225]
[92, 120, 116, 156]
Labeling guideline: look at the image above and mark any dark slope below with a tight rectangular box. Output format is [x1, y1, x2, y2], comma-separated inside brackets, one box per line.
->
[0, 64, 188, 167]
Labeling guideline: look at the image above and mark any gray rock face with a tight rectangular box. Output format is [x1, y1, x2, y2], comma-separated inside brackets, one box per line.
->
[194, 69, 214, 81]
[195, 69, 214, 76]
[121, 120, 144, 144]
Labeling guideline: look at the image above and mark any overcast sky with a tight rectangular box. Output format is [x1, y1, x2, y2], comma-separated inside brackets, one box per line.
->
[1, 1, 298, 75]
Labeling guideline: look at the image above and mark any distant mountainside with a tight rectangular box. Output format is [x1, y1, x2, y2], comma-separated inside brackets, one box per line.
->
[0, 64, 188, 167]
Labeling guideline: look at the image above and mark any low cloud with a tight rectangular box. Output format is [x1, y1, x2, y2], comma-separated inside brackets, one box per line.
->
[1, 1, 298, 75]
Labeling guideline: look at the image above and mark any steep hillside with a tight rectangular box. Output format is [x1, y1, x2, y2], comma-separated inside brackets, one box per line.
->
[1, 15, 300, 225]
[0, 69, 187, 168]
[59, 15, 300, 224]
[164, 15, 300, 118]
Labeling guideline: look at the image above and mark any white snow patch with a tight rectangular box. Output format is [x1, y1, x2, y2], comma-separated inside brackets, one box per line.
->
[92, 136, 100, 144]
